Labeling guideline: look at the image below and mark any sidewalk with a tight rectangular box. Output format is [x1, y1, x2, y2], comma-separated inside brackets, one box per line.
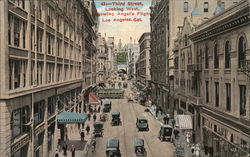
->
[148, 107, 208, 157]
[55, 111, 101, 157]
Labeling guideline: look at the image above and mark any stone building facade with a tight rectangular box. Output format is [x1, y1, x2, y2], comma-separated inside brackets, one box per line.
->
[0, 0, 98, 157]
[150, 0, 242, 116]
[188, 0, 250, 156]
[137, 32, 151, 88]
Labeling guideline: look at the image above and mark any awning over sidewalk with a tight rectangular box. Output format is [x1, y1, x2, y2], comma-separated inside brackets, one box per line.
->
[57, 111, 88, 124]
[89, 92, 101, 105]
[174, 115, 193, 130]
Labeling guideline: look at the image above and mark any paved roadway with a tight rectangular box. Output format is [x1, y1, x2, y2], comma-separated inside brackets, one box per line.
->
[89, 82, 175, 157]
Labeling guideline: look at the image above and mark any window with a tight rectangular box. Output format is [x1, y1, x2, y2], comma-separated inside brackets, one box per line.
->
[22, 22, 26, 48]
[204, 2, 209, 12]
[9, 60, 27, 89]
[238, 36, 246, 68]
[37, 0, 42, 20]
[8, 15, 12, 45]
[12, 0, 25, 9]
[239, 85, 246, 116]
[14, 18, 20, 47]
[225, 41, 231, 69]
[34, 100, 45, 126]
[57, 16, 61, 32]
[215, 82, 219, 107]
[205, 46, 209, 68]
[47, 63, 55, 83]
[206, 81, 209, 103]
[214, 44, 219, 68]
[226, 83, 231, 111]
[11, 106, 29, 138]
[184, 2, 189, 12]
[47, 33, 54, 55]
[37, 29, 43, 53]
[57, 39, 62, 56]
[47, 6, 53, 27]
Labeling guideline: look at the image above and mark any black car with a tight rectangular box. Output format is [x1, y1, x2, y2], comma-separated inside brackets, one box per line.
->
[111, 112, 121, 126]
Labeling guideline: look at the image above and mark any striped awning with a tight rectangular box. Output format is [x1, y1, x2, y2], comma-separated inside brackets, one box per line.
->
[89, 92, 101, 105]
[57, 111, 88, 124]
[174, 115, 193, 130]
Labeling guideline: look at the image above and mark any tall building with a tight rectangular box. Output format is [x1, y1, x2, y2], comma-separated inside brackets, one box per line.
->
[96, 33, 108, 83]
[107, 37, 115, 77]
[150, 0, 242, 116]
[126, 43, 140, 79]
[137, 32, 151, 91]
[0, 0, 98, 157]
[189, 0, 250, 156]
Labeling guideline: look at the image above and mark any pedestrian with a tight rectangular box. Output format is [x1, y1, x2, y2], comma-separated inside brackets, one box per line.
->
[191, 144, 195, 155]
[80, 130, 85, 141]
[172, 119, 176, 127]
[98, 106, 101, 112]
[86, 125, 90, 134]
[174, 129, 179, 139]
[186, 132, 191, 146]
[166, 115, 170, 124]
[82, 122, 85, 129]
[195, 144, 200, 157]
[92, 138, 96, 152]
[192, 132, 196, 143]
[93, 114, 97, 122]
[78, 123, 80, 130]
[94, 106, 97, 113]
[163, 116, 167, 124]
[62, 141, 68, 157]
[88, 113, 91, 121]
[54, 148, 59, 157]
[71, 145, 76, 157]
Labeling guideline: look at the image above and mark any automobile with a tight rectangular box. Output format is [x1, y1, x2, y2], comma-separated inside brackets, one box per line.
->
[93, 122, 104, 137]
[144, 108, 150, 112]
[159, 125, 173, 142]
[136, 117, 149, 131]
[111, 112, 121, 126]
[134, 138, 146, 155]
[106, 138, 121, 157]
[103, 100, 112, 112]
[127, 98, 133, 103]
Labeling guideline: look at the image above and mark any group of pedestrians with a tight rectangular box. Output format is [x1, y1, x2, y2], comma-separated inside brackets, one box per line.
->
[54, 142, 76, 157]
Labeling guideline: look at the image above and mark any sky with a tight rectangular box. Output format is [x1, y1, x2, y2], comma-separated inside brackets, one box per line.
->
[94, 0, 152, 45]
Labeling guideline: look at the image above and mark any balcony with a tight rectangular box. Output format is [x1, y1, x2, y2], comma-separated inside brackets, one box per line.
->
[187, 63, 202, 72]
[188, 94, 203, 106]
[240, 60, 250, 77]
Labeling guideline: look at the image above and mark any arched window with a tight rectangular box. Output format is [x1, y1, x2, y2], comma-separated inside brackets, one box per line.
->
[214, 44, 219, 68]
[238, 36, 246, 68]
[205, 46, 209, 68]
[225, 41, 231, 69]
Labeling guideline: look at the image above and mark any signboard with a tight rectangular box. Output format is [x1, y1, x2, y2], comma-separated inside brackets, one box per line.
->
[116, 53, 127, 64]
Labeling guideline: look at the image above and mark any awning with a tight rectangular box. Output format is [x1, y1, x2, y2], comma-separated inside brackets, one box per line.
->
[57, 111, 88, 124]
[89, 92, 101, 105]
[174, 115, 193, 130]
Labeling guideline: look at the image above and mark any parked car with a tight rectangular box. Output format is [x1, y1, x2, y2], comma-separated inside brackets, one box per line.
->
[103, 99, 112, 112]
[159, 125, 173, 142]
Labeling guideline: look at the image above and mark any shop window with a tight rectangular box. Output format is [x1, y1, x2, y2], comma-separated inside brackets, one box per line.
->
[225, 41, 231, 68]
[215, 82, 219, 107]
[11, 144, 28, 157]
[226, 83, 231, 111]
[204, 2, 209, 12]
[34, 132, 44, 149]
[184, 2, 189, 12]
[239, 85, 246, 116]
[34, 100, 45, 126]
[11, 106, 29, 138]
[238, 36, 246, 68]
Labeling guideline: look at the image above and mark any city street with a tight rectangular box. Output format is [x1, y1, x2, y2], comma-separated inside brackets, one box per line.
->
[87, 82, 175, 157]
